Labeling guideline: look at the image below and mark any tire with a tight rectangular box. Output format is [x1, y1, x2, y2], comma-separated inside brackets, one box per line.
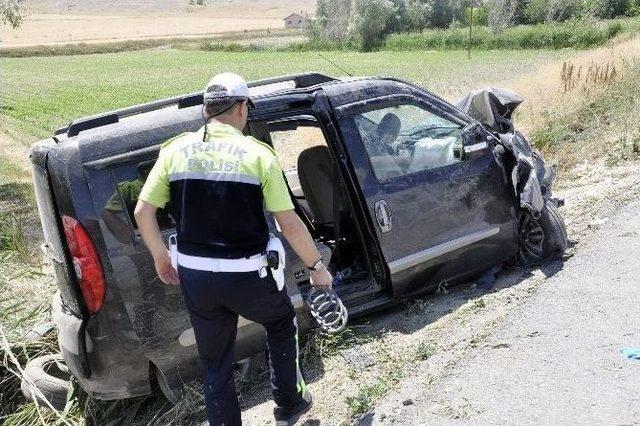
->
[518, 200, 568, 265]
[21, 354, 71, 411]
[155, 366, 182, 404]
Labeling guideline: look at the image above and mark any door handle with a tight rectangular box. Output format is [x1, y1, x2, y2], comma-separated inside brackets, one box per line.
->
[374, 200, 392, 233]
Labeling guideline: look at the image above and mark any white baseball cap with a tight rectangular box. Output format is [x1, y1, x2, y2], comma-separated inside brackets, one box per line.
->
[203, 72, 254, 108]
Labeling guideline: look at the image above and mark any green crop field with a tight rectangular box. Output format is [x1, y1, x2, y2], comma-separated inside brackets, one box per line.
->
[0, 49, 566, 144]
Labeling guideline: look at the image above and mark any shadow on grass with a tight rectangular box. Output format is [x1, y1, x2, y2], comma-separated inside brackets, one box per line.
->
[356, 259, 565, 341]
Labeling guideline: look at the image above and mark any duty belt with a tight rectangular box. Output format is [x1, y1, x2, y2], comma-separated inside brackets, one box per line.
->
[169, 234, 286, 289]
[176, 252, 267, 273]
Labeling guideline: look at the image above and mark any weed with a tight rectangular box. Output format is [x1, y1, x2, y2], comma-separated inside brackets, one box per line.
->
[0, 215, 29, 260]
[436, 397, 480, 420]
[606, 132, 640, 166]
[471, 298, 486, 311]
[346, 379, 390, 415]
[345, 362, 405, 415]
[302, 326, 373, 368]
[469, 336, 482, 348]
[437, 279, 450, 295]
[344, 343, 407, 416]
[416, 341, 435, 361]
[562, 60, 619, 92]
[405, 297, 431, 316]
[0, 328, 59, 420]
[532, 58, 640, 170]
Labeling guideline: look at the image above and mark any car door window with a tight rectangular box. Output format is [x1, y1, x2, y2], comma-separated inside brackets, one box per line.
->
[107, 162, 175, 236]
[353, 104, 464, 181]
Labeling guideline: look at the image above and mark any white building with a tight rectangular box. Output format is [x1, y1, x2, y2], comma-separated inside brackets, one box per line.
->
[283, 12, 308, 29]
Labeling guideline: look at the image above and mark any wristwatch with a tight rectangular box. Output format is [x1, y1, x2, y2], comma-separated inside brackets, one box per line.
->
[307, 257, 324, 271]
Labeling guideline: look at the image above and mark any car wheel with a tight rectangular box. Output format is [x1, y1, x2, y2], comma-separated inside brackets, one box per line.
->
[21, 354, 71, 411]
[518, 200, 568, 265]
[155, 366, 183, 404]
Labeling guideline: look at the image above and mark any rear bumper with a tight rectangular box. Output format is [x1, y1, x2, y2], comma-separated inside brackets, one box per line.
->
[52, 291, 90, 379]
[53, 291, 152, 400]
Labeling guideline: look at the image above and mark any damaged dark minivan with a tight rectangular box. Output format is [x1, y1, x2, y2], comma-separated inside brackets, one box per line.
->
[27, 73, 567, 407]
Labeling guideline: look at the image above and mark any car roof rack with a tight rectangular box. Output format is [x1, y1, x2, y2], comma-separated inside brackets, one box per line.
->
[62, 73, 336, 138]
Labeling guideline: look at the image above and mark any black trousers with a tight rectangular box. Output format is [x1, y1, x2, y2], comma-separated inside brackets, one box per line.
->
[178, 266, 306, 425]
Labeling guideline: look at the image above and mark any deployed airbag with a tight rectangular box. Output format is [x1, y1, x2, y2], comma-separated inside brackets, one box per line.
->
[408, 137, 458, 172]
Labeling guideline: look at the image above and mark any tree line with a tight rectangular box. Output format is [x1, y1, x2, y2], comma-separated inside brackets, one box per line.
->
[307, 0, 640, 50]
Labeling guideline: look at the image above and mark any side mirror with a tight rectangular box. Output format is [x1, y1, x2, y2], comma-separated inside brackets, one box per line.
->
[460, 123, 489, 159]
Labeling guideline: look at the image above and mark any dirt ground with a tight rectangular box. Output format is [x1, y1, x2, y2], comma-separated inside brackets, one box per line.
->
[0, 0, 314, 47]
[236, 159, 640, 425]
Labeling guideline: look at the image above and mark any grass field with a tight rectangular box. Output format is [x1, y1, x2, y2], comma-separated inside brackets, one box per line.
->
[0, 48, 566, 145]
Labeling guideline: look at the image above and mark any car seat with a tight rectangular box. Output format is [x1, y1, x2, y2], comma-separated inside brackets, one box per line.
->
[297, 146, 335, 228]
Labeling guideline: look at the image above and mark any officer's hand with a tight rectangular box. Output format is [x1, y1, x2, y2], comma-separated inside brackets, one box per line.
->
[310, 266, 332, 289]
[154, 250, 180, 286]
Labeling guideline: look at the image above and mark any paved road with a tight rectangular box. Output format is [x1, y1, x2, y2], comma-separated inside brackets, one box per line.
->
[373, 198, 640, 424]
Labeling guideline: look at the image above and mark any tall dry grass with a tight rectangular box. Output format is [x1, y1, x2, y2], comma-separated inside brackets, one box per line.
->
[508, 36, 640, 174]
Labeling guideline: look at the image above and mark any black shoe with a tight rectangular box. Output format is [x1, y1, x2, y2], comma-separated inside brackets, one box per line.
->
[274, 391, 313, 426]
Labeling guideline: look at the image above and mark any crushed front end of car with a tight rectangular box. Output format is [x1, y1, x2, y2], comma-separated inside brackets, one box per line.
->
[456, 88, 561, 216]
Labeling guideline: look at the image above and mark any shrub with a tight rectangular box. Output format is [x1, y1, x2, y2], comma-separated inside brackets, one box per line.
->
[583, 0, 632, 18]
[199, 42, 261, 52]
[1, 0, 25, 28]
[384, 20, 628, 50]
[348, 0, 397, 51]
[427, 0, 464, 28]
[486, 0, 519, 31]
[524, 0, 584, 23]
[386, 0, 432, 33]
[606, 20, 624, 37]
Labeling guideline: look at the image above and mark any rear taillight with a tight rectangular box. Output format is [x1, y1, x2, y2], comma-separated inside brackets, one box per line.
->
[62, 216, 106, 314]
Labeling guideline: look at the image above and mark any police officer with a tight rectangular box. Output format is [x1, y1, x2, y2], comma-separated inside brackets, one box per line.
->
[134, 72, 333, 425]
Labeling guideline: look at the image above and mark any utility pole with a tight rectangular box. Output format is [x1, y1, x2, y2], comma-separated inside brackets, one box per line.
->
[468, 0, 473, 59]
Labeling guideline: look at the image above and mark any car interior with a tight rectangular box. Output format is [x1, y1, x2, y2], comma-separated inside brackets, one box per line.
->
[353, 105, 465, 181]
[247, 116, 378, 303]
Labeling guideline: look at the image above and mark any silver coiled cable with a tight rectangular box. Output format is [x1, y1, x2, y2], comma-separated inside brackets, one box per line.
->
[306, 287, 348, 334]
